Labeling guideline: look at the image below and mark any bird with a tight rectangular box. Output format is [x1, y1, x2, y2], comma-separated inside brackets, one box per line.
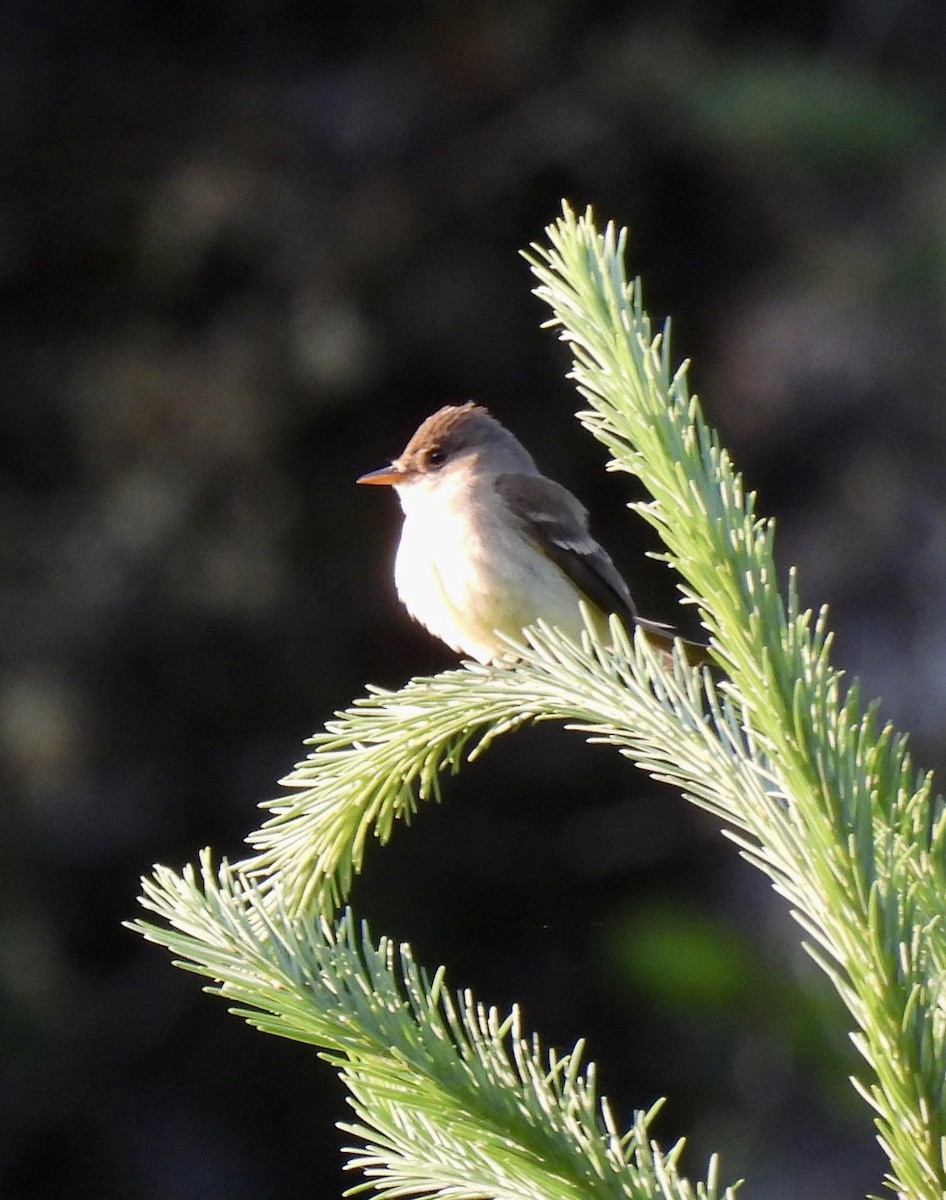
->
[358, 402, 703, 666]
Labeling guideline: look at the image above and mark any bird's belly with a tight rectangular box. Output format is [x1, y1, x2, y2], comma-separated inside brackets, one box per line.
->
[394, 515, 589, 663]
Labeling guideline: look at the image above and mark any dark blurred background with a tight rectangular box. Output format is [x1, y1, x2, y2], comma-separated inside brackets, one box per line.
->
[3, 2, 946, 1197]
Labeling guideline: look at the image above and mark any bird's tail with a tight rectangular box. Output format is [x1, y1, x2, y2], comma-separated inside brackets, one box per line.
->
[634, 616, 711, 668]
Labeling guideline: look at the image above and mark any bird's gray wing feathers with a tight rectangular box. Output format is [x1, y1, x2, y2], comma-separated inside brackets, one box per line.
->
[495, 473, 709, 664]
[495, 473, 639, 625]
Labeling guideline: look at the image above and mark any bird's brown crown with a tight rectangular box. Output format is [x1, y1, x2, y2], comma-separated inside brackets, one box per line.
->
[399, 402, 491, 460]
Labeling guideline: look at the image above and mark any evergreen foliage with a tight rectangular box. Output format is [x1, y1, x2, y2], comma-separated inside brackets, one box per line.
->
[132, 203, 946, 1200]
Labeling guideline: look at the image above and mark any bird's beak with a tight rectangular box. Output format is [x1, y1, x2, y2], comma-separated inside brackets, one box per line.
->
[357, 463, 404, 486]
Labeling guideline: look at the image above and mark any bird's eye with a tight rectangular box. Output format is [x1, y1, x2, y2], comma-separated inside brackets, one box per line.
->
[425, 446, 446, 469]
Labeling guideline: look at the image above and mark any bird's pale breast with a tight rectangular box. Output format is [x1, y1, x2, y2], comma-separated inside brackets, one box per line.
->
[394, 477, 594, 663]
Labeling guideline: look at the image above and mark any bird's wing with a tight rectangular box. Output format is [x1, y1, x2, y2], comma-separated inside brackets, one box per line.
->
[495, 473, 710, 664]
[494, 472, 638, 625]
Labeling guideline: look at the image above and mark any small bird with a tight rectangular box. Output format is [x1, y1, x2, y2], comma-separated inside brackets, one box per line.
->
[358, 402, 699, 665]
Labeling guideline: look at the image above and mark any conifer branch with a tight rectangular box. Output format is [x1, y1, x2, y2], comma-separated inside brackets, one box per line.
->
[130, 201, 946, 1200]
[136, 855, 735, 1200]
